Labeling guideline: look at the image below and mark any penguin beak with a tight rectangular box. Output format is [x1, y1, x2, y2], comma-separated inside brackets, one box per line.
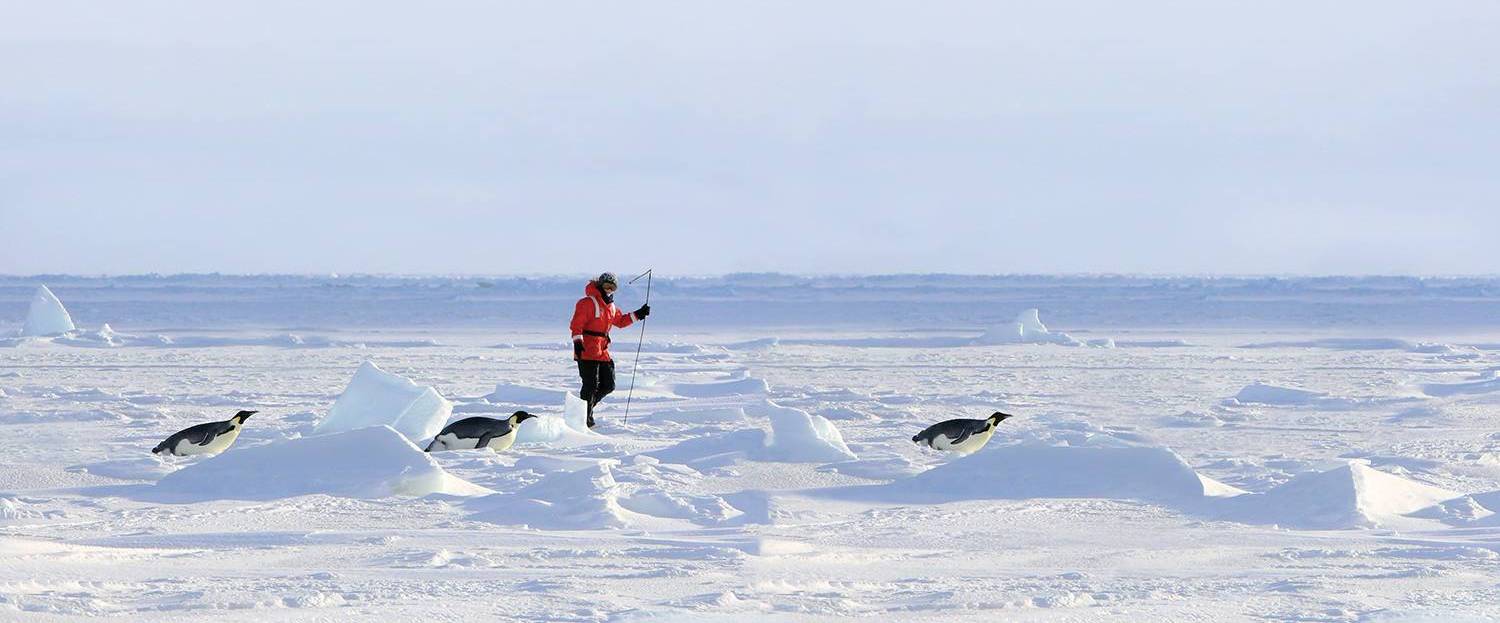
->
[239, 410, 258, 420]
[992, 411, 1013, 422]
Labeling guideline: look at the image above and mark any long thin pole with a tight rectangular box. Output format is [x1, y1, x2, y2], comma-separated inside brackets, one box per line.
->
[622, 268, 652, 424]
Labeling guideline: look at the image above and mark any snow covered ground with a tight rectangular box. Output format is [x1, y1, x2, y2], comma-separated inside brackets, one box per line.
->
[4, 276, 1500, 621]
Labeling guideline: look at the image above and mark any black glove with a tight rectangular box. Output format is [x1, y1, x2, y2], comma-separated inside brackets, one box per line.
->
[573, 340, 584, 361]
[634, 304, 651, 320]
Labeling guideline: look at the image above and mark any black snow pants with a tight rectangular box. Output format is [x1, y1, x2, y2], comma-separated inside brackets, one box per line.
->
[578, 359, 616, 411]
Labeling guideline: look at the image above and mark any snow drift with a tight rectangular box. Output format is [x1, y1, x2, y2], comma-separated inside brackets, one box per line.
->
[21, 285, 76, 337]
[1217, 461, 1459, 529]
[646, 401, 857, 467]
[467, 457, 746, 530]
[468, 462, 637, 530]
[1222, 382, 1412, 410]
[151, 426, 486, 501]
[314, 361, 451, 443]
[1230, 382, 1330, 406]
[885, 442, 1224, 504]
[1422, 370, 1500, 397]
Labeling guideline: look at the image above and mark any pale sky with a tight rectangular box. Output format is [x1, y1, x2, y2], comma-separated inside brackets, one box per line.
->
[2, 1, 1497, 275]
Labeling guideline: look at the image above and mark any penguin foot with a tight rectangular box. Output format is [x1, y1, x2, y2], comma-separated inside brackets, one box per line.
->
[587, 413, 596, 429]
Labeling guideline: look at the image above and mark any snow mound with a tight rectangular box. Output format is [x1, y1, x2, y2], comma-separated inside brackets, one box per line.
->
[1218, 461, 1459, 529]
[21, 286, 76, 337]
[975, 309, 1086, 347]
[613, 457, 747, 525]
[487, 382, 568, 404]
[513, 392, 593, 443]
[1231, 382, 1328, 406]
[1423, 371, 1500, 397]
[151, 426, 486, 501]
[467, 458, 745, 530]
[1225, 382, 1417, 411]
[468, 462, 636, 530]
[644, 429, 767, 469]
[671, 376, 770, 398]
[1409, 495, 1496, 525]
[646, 401, 857, 466]
[314, 361, 452, 443]
[756, 401, 857, 463]
[887, 442, 1218, 504]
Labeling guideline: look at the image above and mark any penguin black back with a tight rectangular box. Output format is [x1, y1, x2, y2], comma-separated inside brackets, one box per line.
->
[425, 411, 536, 452]
[152, 410, 257, 456]
[913, 411, 1013, 451]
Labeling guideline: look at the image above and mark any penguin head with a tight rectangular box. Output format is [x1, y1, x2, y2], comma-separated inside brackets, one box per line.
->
[233, 410, 258, 423]
[988, 411, 1014, 425]
[510, 410, 537, 424]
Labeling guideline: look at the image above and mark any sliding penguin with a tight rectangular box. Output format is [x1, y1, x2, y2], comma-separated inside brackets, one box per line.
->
[913, 411, 1014, 455]
[425, 411, 537, 453]
[152, 410, 257, 457]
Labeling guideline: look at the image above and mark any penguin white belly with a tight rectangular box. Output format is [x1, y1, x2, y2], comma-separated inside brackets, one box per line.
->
[936, 426, 996, 455]
[484, 430, 518, 452]
[432, 433, 479, 451]
[175, 428, 241, 456]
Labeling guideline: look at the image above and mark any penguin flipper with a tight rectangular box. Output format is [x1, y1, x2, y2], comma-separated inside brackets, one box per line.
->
[947, 426, 976, 446]
[475, 432, 496, 450]
[194, 424, 231, 446]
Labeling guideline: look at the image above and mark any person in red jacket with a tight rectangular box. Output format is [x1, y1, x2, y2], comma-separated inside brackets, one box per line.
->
[571, 272, 650, 428]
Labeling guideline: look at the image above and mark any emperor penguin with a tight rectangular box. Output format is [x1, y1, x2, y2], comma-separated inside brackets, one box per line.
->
[912, 411, 1014, 455]
[425, 411, 537, 453]
[152, 410, 257, 457]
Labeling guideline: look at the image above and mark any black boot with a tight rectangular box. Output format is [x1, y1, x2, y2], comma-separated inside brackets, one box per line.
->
[586, 401, 596, 429]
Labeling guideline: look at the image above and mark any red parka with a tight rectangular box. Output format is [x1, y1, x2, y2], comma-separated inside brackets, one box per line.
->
[570, 281, 637, 362]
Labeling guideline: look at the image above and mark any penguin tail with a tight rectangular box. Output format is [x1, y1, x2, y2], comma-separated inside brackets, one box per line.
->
[423, 439, 437, 453]
[151, 442, 167, 455]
